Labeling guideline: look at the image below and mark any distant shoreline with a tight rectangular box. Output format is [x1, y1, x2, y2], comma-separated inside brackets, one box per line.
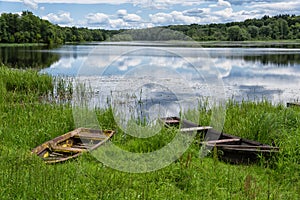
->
[1, 40, 300, 48]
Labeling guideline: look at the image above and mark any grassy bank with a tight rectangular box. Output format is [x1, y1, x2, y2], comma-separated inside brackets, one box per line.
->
[0, 67, 299, 199]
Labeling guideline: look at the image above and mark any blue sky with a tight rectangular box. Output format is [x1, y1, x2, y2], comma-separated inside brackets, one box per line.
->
[1, 0, 300, 29]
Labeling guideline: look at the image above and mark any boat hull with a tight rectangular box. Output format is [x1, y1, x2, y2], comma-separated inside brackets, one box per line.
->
[32, 128, 114, 164]
[161, 117, 279, 164]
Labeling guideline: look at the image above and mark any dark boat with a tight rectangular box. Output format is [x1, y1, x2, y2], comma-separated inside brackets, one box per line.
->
[287, 102, 300, 107]
[161, 117, 279, 164]
[32, 128, 115, 164]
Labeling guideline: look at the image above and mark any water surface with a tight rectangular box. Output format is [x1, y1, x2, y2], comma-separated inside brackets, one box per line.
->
[2, 42, 300, 105]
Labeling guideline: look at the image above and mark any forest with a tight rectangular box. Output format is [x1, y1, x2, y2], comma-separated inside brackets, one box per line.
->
[168, 14, 300, 41]
[0, 11, 300, 44]
[0, 11, 110, 45]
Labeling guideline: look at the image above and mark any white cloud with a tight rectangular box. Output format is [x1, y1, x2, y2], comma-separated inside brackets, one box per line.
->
[86, 13, 110, 25]
[110, 19, 128, 29]
[150, 8, 222, 26]
[171, 11, 197, 24]
[214, 7, 233, 18]
[181, 1, 206, 6]
[117, 9, 127, 18]
[84, 12, 142, 29]
[114, 10, 142, 27]
[150, 11, 199, 26]
[218, 0, 231, 8]
[23, 0, 38, 10]
[117, 57, 142, 71]
[50, 57, 75, 69]
[43, 12, 73, 25]
[0, 0, 294, 29]
[12, 0, 203, 6]
[249, 1, 300, 12]
[123, 14, 141, 22]
[149, 13, 173, 24]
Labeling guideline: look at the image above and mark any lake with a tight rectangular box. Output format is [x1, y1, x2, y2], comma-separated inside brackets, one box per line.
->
[2, 42, 300, 111]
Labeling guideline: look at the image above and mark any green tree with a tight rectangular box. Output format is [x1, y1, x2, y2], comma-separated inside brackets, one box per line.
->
[227, 25, 249, 41]
[277, 19, 289, 39]
[0, 17, 9, 42]
[259, 25, 272, 39]
[247, 25, 259, 39]
[289, 23, 300, 39]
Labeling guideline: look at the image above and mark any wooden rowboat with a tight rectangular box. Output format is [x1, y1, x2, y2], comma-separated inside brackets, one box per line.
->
[287, 102, 300, 107]
[161, 117, 279, 164]
[32, 128, 115, 164]
[202, 130, 279, 163]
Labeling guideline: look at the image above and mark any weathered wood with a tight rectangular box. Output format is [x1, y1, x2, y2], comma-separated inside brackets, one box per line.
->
[32, 128, 115, 164]
[50, 146, 86, 153]
[164, 119, 180, 124]
[202, 138, 241, 144]
[51, 152, 65, 156]
[161, 116, 279, 164]
[180, 126, 212, 132]
[75, 133, 109, 140]
[206, 144, 279, 150]
[221, 147, 278, 153]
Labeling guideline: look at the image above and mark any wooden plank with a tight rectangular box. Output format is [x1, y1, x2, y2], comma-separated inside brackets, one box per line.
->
[180, 126, 212, 132]
[71, 145, 88, 149]
[51, 146, 86, 153]
[50, 152, 66, 156]
[206, 144, 279, 150]
[221, 133, 264, 146]
[221, 147, 279, 153]
[201, 138, 241, 144]
[164, 119, 180, 124]
[75, 133, 108, 140]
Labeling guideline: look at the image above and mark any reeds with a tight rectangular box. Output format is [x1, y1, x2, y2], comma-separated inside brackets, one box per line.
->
[0, 65, 53, 102]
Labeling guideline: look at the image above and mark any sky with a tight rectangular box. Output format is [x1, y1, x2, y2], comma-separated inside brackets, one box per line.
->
[0, 0, 300, 29]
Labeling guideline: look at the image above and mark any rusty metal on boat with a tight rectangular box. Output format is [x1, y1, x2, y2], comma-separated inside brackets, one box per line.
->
[161, 117, 279, 164]
[32, 128, 115, 164]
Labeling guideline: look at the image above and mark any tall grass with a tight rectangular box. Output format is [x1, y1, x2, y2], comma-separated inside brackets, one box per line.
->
[0, 66, 53, 102]
[0, 67, 299, 199]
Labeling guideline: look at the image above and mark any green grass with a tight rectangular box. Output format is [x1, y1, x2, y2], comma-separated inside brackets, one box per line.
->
[0, 67, 299, 199]
[0, 66, 53, 102]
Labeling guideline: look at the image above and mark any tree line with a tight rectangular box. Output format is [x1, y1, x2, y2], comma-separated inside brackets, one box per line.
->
[167, 14, 300, 41]
[0, 11, 112, 45]
[0, 11, 300, 44]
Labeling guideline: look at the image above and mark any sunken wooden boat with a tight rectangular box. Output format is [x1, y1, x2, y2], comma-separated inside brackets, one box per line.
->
[161, 117, 279, 164]
[32, 128, 115, 164]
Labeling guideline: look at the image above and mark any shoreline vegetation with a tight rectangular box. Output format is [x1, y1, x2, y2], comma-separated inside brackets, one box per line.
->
[0, 43, 48, 47]
[1, 40, 300, 49]
[0, 66, 299, 199]
[0, 12, 299, 45]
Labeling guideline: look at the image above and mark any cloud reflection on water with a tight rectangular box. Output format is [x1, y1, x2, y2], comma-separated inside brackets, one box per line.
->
[41, 44, 300, 104]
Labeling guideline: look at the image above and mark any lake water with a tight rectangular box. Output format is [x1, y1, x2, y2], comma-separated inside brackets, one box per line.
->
[2, 42, 300, 109]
